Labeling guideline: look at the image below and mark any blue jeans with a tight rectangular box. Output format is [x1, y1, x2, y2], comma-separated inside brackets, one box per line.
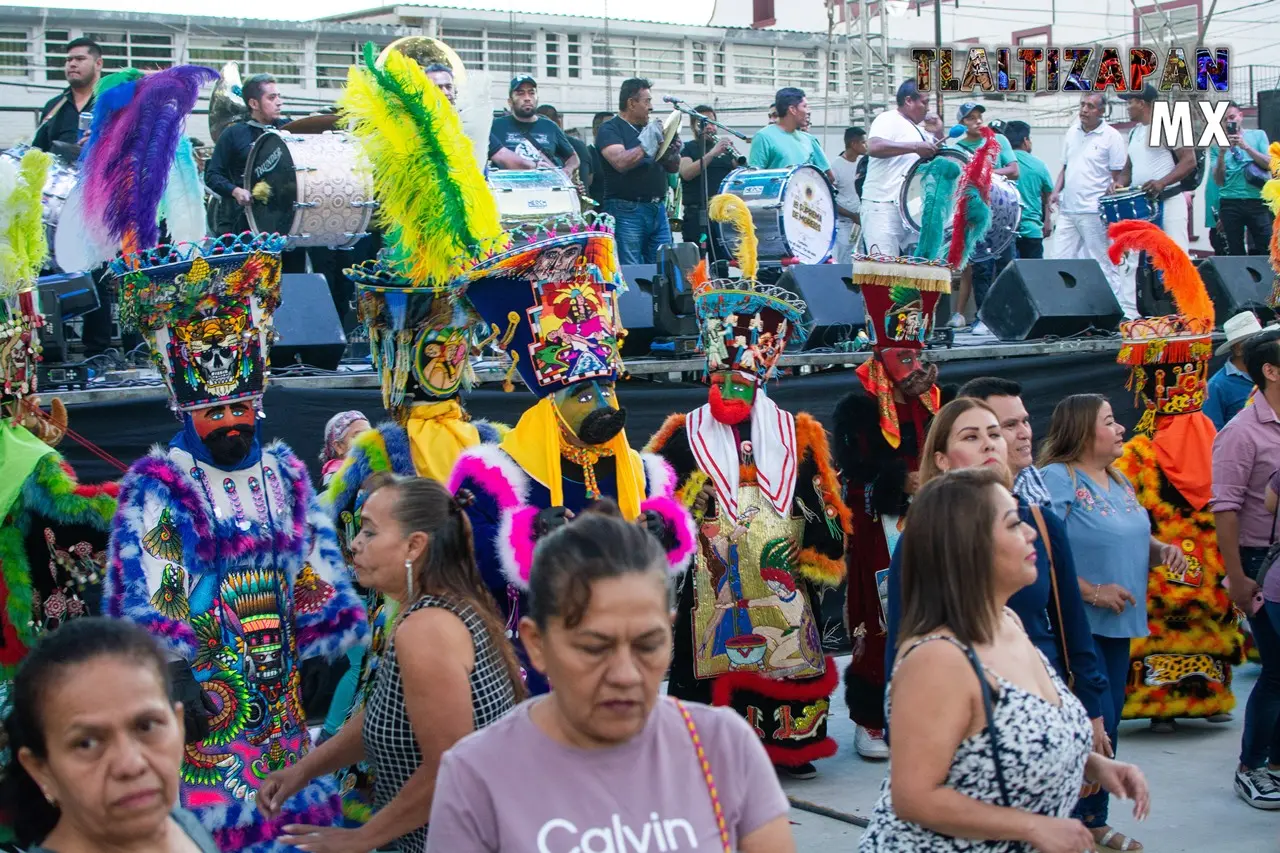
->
[1243, 547, 1280, 768]
[1074, 634, 1130, 828]
[604, 198, 672, 265]
[972, 239, 1015, 309]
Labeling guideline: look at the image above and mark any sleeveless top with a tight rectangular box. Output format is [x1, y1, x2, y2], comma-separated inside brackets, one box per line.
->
[363, 594, 517, 852]
[859, 632, 1092, 852]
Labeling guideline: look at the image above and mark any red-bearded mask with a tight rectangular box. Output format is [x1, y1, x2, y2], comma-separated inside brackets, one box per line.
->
[709, 371, 756, 425]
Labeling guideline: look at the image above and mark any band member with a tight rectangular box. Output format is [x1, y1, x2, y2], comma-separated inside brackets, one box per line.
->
[424, 62, 456, 105]
[679, 105, 741, 261]
[831, 126, 867, 263]
[836, 254, 951, 760]
[489, 75, 580, 179]
[748, 87, 834, 182]
[32, 38, 101, 157]
[448, 222, 695, 696]
[861, 80, 937, 256]
[1108, 220, 1244, 727]
[648, 196, 849, 779]
[205, 73, 288, 235]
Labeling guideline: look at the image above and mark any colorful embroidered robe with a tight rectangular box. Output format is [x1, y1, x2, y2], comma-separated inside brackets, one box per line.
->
[106, 440, 367, 853]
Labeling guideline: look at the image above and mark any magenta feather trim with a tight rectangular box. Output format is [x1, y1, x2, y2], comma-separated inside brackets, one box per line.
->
[640, 495, 697, 573]
[447, 450, 523, 511]
[503, 504, 539, 587]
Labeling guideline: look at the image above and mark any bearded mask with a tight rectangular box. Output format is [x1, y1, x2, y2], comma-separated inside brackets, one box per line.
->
[880, 347, 938, 398]
[555, 380, 627, 446]
[709, 371, 757, 425]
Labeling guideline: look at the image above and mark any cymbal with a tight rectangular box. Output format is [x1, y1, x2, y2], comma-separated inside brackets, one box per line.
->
[655, 110, 682, 159]
[281, 113, 342, 134]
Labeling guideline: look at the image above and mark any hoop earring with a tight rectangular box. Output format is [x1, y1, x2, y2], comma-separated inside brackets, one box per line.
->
[405, 558, 415, 601]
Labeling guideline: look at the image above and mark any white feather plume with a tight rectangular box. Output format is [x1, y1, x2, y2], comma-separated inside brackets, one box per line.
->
[158, 136, 207, 245]
[457, 68, 497, 172]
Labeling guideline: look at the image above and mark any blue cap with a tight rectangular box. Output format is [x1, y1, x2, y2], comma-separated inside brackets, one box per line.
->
[956, 102, 984, 122]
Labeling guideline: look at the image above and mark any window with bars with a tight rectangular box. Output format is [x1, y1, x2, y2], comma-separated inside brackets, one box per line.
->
[317, 40, 361, 89]
[827, 50, 841, 92]
[82, 31, 174, 71]
[440, 28, 483, 67]
[0, 29, 28, 78]
[44, 29, 68, 82]
[567, 33, 580, 78]
[591, 36, 622, 75]
[734, 44, 773, 87]
[637, 38, 683, 82]
[186, 36, 303, 85]
[487, 31, 536, 75]
[777, 46, 819, 89]
[545, 32, 559, 78]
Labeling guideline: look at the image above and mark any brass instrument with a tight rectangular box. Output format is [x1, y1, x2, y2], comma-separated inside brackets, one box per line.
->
[208, 61, 248, 143]
[376, 36, 468, 84]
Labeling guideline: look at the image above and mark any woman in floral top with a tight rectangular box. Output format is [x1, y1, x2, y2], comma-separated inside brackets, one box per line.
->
[1038, 394, 1187, 852]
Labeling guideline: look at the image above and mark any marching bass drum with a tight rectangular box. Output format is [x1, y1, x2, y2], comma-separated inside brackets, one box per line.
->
[244, 130, 375, 249]
[899, 146, 1021, 263]
[717, 165, 836, 265]
[486, 168, 581, 229]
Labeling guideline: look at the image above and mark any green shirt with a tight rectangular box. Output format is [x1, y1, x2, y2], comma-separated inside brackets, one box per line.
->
[747, 124, 830, 171]
[951, 132, 1016, 169]
[1013, 150, 1053, 238]
[1209, 129, 1270, 201]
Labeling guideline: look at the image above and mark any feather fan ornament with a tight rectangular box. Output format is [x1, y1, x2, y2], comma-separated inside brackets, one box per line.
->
[1107, 219, 1213, 326]
[0, 149, 52, 296]
[338, 42, 504, 287]
[946, 127, 999, 270]
[157, 136, 206, 245]
[81, 69, 144, 163]
[914, 156, 962, 261]
[708, 193, 759, 282]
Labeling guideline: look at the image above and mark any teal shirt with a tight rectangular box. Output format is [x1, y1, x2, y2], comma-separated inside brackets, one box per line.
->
[1205, 165, 1220, 227]
[1012, 150, 1053, 238]
[1210, 129, 1270, 200]
[748, 124, 830, 171]
[952, 132, 1016, 169]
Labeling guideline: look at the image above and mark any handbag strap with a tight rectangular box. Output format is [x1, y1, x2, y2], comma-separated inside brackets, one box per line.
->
[672, 698, 733, 853]
[964, 644, 1013, 808]
[1029, 505, 1074, 690]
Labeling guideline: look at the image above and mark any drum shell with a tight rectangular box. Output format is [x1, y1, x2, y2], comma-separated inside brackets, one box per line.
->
[486, 168, 580, 228]
[717, 165, 836, 265]
[1098, 189, 1158, 225]
[245, 131, 374, 249]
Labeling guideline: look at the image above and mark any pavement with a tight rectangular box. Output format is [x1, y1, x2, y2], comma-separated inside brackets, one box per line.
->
[782, 656, 1277, 851]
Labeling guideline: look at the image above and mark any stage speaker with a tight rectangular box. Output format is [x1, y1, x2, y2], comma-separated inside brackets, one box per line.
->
[1196, 256, 1277, 328]
[776, 264, 866, 350]
[38, 271, 99, 363]
[1260, 90, 1280, 154]
[272, 274, 347, 371]
[979, 259, 1122, 341]
[617, 264, 657, 356]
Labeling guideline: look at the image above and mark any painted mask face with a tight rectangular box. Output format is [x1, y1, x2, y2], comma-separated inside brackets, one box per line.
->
[412, 327, 470, 399]
[881, 347, 938, 397]
[193, 402, 257, 467]
[555, 380, 626, 446]
[708, 371, 756, 425]
[532, 244, 584, 282]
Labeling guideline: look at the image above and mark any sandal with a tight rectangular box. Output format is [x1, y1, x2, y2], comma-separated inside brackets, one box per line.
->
[1093, 827, 1143, 851]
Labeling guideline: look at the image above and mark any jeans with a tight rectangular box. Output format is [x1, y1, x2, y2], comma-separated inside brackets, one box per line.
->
[604, 199, 671, 265]
[1220, 197, 1274, 256]
[972, 239, 1015, 309]
[681, 208, 729, 264]
[1074, 634, 1130, 828]
[1242, 546, 1280, 768]
[1015, 236, 1043, 259]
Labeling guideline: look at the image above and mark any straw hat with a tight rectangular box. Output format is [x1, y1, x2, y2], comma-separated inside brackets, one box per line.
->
[1216, 311, 1264, 356]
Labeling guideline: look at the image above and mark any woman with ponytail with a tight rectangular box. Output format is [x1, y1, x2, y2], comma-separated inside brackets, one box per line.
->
[259, 474, 521, 853]
[2, 617, 217, 852]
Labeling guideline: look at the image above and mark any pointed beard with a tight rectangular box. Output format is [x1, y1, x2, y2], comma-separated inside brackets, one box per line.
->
[203, 426, 255, 467]
[709, 384, 752, 425]
[576, 407, 627, 446]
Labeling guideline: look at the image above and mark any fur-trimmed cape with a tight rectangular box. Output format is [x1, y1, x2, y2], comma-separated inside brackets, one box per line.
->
[105, 440, 367, 851]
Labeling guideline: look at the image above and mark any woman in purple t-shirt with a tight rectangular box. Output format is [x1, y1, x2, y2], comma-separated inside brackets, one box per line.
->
[426, 504, 795, 853]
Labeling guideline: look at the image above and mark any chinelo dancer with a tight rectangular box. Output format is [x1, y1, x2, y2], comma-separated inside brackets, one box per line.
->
[646, 193, 850, 780]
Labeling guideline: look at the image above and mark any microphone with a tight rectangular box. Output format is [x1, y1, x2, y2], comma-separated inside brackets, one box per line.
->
[663, 96, 683, 105]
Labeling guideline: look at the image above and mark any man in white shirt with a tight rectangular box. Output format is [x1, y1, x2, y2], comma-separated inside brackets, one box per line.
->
[861, 80, 937, 256]
[831, 126, 866, 263]
[1050, 93, 1131, 317]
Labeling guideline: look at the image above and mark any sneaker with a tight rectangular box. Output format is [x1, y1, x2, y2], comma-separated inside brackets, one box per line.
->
[1235, 766, 1280, 809]
[970, 320, 992, 337]
[776, 761, 818, 780]
[945, 312, 966, 330]
[855, 725, 890, 760]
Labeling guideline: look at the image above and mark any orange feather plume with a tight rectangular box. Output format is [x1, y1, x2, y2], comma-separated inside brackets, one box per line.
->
[1106, 219, 1213, 326]
[689, 258, 710, 294]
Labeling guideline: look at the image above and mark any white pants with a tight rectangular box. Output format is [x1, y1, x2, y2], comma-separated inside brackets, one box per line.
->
[1054, 211, 1137, 320]
[835, 217, 860, 263]
[860, 201, 907, 256]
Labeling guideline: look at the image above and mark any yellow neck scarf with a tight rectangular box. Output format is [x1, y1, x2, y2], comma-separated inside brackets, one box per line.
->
[405, 399, 481, 481]
[500, 396, 646, 520]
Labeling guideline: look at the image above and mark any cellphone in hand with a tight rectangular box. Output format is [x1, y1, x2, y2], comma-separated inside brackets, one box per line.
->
[1226, 120, 1240, 135]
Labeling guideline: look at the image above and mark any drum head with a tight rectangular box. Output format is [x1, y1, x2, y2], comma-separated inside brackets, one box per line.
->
[778, 166, 836, 265]
[901, 147, 969, 233]
[245, 132, 297, 235]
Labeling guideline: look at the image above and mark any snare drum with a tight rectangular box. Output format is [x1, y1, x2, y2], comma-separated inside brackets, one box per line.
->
[2, 144, 78, 270]
[487, 168, 580, 228]
[1098, 188, 1159, 224]
[244, 130, 375, 249]
[717, 166, 836, 265]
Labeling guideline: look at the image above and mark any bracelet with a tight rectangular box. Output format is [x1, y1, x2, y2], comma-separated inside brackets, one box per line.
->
[1091, 585, 1100, 606]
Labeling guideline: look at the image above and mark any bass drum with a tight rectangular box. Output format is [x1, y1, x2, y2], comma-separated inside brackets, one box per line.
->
[899, 146, 1021, 263]
[487, 168, 581, 229]
[2, 144, 78, 271]
[244, 130, 375, 249]
[717, 165, 836, 265]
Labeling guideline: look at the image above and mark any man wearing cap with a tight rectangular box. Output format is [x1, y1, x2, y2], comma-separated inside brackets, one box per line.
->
[861, 80, 937, 256]
[1051, 92, 1132, 317]
[748, 87, 834, 182]
[1207, 311, 1266, 429]
[489, 75, 580, 179]
[1120, 82, 1198, 250]
[945, 102, 1018, 334]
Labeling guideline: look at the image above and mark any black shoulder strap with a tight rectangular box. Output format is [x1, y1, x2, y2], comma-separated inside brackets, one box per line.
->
[964, 644, 1012, 807]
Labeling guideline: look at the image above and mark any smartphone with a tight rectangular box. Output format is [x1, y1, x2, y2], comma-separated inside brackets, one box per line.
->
[1226, 120, 1240, 135]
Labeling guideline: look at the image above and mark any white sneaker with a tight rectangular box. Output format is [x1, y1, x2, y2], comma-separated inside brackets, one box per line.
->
[970, 320, 992, 337]
[945, 312, 966, 330]
[855, 725, 890, 760]
[1236, 766, 1280, 809]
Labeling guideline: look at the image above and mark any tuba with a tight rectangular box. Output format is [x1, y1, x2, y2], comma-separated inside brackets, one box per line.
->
[376, 37, 468, 84]
[208, 61, 248, 143]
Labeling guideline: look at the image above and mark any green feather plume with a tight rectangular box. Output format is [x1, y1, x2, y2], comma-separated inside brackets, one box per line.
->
[0, 149, 51, 298]
[914, 156, 962, 262]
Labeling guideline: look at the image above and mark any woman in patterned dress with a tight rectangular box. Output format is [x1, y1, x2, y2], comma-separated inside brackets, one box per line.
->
[258, 476, 523, 852]
[861, 468, 1150, 852]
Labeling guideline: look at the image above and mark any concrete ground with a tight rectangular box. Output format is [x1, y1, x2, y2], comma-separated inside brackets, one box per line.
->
[783, 657, 1278, 851]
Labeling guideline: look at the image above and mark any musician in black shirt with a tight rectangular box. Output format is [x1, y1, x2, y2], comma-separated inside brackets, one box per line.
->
[32, 38, 101, 161]
[205, 74, 288, 235]
[488, 76, 579, 179]
[678, 105, 741, 262]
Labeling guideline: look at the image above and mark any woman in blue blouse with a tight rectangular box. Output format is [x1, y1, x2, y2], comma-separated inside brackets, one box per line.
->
[1039, 394, 1187, 852]
[883, 398, 1111, 753]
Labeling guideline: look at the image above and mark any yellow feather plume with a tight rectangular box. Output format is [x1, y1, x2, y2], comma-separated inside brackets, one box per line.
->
[0, 149, 51, 298]
[1263, 142, 1280, 216]
[251, 180, 272, 204]
[338, 45, 504, 287]
[708, 193, 758, 282]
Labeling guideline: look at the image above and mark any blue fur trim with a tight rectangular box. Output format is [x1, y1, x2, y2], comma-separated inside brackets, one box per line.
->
[378, 421, 415, 475]
[296, 489, 369, 662]
[194, 769, 341, 839]
[321, 422, 414, 522]
[475, 419, 504, 444]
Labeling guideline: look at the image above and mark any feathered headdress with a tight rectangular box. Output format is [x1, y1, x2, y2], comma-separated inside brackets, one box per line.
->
[0, 148, 53, 402]
[914, 156, 963, 262]
[339, 42, 505, 288]
[946, 127, 998, 270]
[708, 193, 758, 282]
[1264, 142, 1280, 303]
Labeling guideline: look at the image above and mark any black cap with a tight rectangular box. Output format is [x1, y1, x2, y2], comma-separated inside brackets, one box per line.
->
[956, 101, 985, 122]
[1119, 82, 1158, 102]
[510, 74, 537, 93]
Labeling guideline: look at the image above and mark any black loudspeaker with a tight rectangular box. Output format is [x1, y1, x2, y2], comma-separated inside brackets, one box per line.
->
[272, 274, 348, 370]
[1196, 256, 1278, 329]
[776, 264, 866, 350]
[979, 259, 1122, 341]
[1259, 90, 1280, 154]
[617, 264, 657, 356]
[38, 271, 99, 362]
